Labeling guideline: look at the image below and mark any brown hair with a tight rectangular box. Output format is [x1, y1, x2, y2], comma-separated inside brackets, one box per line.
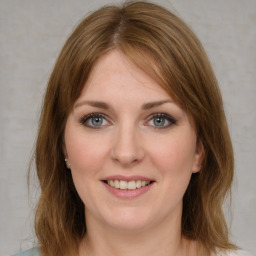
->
[34, 1, 236, 255]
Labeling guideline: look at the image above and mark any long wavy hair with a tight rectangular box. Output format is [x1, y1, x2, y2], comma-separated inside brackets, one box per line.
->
[34, 1, 236, 255]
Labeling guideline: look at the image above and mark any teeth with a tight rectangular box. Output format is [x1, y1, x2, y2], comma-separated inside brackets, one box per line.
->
[106, 180, 151, 190]
[120, 180, 128, 189]
[136, 180, 142, 188]
[114, 180, 120, 189]
[127, 181, 136, 190]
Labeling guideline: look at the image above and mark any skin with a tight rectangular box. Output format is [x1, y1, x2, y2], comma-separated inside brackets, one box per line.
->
[64, 50, 203, 256]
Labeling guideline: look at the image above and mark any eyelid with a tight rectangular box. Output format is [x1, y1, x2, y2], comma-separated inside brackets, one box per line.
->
[79, 113, 111, 128]
[145, 113, 177, 129]
[79, 112, 177, 129]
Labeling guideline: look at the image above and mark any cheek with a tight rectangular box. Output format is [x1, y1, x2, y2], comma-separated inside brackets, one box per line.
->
[64, 128, 110, 206]
[66, 136, 108, 173]
[64, 119, 110, 176]
[147, 131, 197, 176]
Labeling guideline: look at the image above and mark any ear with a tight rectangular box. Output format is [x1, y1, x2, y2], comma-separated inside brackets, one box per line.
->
[62, 140, 68, 157]
[192, 140, 204, 173]
[63, 144, 71, 169]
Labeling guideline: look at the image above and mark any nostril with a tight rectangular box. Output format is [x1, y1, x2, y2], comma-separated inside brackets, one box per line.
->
[110, 136, 145, 166]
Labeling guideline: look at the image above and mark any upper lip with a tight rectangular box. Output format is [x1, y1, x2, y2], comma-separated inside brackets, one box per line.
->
[102, 175, 154, 182]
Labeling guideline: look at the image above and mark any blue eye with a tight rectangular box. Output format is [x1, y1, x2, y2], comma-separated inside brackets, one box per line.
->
[148, 113, 177, 128]
[80, 113, 110, 128]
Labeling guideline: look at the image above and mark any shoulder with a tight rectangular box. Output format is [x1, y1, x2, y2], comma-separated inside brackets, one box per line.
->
[217, 249, 255, 256]
[11, 247, 41, 256]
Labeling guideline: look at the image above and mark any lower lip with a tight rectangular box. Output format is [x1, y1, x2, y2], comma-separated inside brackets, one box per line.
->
[102, 181, 154, 199]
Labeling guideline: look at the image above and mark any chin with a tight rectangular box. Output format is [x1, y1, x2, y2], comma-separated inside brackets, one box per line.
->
[108, 219, 151, 232]
[102, 208, 154, 232]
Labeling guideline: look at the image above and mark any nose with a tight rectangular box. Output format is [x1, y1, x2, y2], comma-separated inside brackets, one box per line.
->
[110, 124, 145, 167]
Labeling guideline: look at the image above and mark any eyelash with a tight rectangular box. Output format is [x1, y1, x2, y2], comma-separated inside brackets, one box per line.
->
[147, 113, 177, 129]
[80, 113, 110, 129]
[79, 113, 177, 129]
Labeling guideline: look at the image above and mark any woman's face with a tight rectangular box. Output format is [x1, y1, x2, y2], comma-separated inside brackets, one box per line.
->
[64, 50, 203, 232]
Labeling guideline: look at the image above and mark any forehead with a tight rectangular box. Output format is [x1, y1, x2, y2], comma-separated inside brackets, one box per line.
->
[76, 50, 173, 103]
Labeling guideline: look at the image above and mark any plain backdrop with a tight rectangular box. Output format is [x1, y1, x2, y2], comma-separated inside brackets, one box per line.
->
[0, 0, 255, 255]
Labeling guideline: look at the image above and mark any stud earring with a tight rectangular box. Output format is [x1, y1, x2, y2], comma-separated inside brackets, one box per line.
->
[65, 158, 71, 169]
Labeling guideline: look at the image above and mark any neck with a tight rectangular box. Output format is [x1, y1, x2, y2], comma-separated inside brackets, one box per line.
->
[79, 210, 196, 256]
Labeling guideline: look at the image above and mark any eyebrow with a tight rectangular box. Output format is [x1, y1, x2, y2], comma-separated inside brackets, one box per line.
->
[74, 100, 173, 110]
[141, 100, 173, 110]
[74, 100, 110, 109]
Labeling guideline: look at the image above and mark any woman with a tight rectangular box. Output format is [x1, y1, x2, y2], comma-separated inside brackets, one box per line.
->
[12, 1, 251, 256]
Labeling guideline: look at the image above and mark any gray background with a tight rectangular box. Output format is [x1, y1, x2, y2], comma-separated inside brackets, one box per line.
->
[0, 0, 255, 255]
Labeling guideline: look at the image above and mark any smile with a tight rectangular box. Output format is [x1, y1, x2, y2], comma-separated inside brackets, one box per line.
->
[102, 175, 155, 199]
[105, 180, 152, 190]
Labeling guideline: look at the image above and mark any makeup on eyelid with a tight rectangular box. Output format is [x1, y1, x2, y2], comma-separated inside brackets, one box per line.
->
[79, 112, 177, 129]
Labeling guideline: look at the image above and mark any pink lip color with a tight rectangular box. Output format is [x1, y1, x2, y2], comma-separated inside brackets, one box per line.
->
[102, 180, 154, 200]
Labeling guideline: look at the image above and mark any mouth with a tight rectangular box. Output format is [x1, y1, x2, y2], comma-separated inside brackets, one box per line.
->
[103, 180, 154, 190]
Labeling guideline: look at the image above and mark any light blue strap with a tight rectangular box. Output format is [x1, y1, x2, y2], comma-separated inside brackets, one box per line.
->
[11, 247, 40, 256]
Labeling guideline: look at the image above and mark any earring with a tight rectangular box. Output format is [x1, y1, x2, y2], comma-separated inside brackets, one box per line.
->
[65, 158, 71, 169]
